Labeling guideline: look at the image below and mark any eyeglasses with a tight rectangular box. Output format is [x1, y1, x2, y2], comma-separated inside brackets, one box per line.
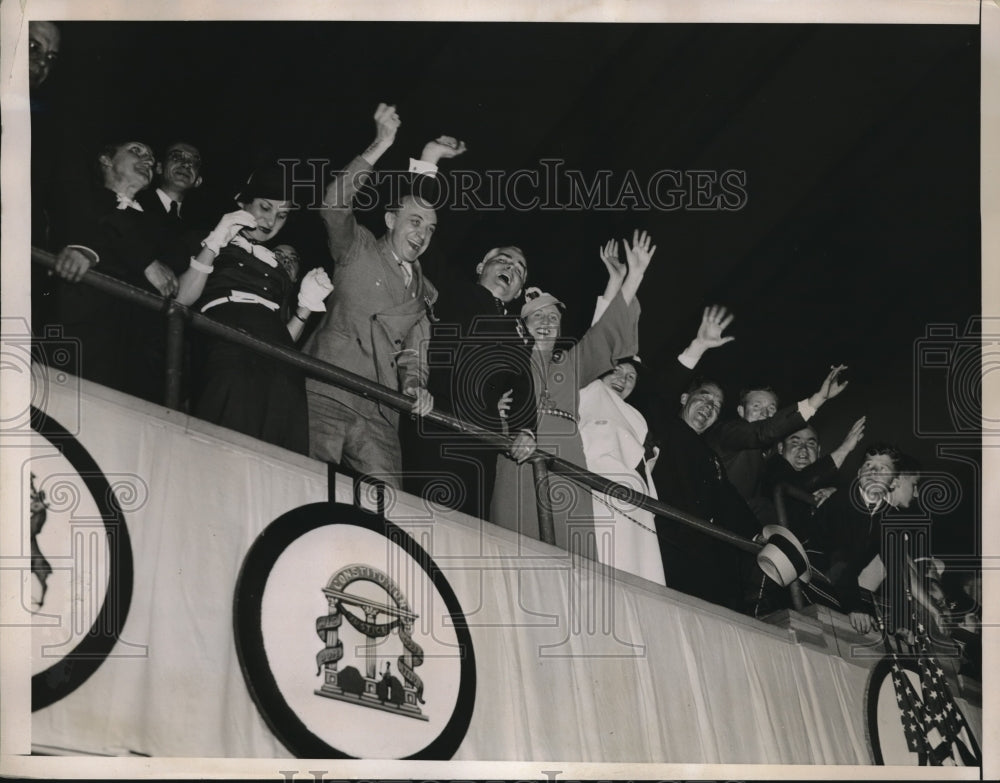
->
[166, 150, 202, 167]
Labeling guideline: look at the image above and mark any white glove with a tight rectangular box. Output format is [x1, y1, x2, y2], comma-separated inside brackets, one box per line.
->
[202, 210, 257, 256]
[297, 267, 334, 312]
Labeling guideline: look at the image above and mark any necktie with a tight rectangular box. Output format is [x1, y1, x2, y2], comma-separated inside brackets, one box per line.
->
[168, 200, 180, 218]
[399, 261, 413, 287]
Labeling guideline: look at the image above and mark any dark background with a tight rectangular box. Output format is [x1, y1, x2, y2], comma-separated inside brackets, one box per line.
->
[32, 21, 983, 560]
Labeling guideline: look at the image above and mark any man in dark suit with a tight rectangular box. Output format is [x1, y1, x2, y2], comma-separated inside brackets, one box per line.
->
[649, 306, 764, 611]
[404, 246, 533, 519]
[137, 141, 204, 273]
[822, 443, 905, 634]
[48, 140, 179, 401]
[136, 141, 205, 409]
[759, 418, 867, 565]
[752, 419, 866, 614]
[704, 365, 851, 513]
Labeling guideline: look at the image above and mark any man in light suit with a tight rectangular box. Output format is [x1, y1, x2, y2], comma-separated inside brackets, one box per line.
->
[303, 103, 466, 488]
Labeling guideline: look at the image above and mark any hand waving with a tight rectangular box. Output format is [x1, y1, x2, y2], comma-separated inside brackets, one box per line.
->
[842, 415, 866, 451]
[621, 229, 656, 277]
[695, 305, 736, 349]
[599, 239, 626, 297]
[811, 364, 849, 409]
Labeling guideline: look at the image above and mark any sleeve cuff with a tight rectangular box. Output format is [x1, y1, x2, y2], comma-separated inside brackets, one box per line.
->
[676, 350, 698, 370]
[66, 245, 99, 265]
[409, 158, 439, 176]
[797, 398, 817, 421]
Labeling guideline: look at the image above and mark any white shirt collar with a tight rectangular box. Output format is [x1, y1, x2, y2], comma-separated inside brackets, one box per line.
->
[115, 193, 144, 212]
[229, 235, 277, 267]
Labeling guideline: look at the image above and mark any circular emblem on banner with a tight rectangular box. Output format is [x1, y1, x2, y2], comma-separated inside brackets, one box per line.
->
[864, 655, 981, 766]
[234, 502, 476, 759]
[28, 407, 135, 711]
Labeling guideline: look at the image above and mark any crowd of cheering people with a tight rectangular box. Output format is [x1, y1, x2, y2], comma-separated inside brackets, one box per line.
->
[28, 21, 979, 664]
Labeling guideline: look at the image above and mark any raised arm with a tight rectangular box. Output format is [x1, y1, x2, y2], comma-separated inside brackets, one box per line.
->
[805, 364, 849, 413]
[576, 232, 659, 386]
[620, 229, 655, 305]
[829, 415, 866, 468]
[418, 135, 468, 167]
[175, 209, 258, 306]
[321, 103, 401, 260]
[677, 305, 735, 368]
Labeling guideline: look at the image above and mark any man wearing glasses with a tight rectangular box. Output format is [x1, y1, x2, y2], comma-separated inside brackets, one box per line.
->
[139, 142, 205, 272]
[140, 143, 204, 223]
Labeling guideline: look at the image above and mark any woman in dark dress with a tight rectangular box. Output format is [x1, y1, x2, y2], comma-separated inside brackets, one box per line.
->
[176, 164, 332, 453]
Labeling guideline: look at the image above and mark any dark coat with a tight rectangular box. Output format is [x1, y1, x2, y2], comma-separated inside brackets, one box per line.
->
[650, 360, 761, 611]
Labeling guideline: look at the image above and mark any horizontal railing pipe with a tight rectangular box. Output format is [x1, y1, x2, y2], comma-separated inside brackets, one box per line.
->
[33, 247, 825, 575]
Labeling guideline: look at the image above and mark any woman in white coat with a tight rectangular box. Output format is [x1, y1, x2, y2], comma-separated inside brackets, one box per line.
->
[578, 240, 665, 585]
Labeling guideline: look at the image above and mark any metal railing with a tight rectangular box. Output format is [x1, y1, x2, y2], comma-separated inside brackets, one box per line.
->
[32, 246, 812, 577]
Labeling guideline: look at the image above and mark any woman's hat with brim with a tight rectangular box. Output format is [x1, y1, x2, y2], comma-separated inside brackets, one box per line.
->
[612, 355, 646, 375]
[520, 286, 565, 319]
[234, 162, 299, 208]
[757, 525, 812, 586]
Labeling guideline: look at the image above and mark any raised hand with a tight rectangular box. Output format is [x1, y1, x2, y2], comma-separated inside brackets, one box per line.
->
[830, 415, 866, 468]
[695, 305, 736, 349]
[202, 209, 257, 256]
[421, 135, 467, 164]
[809, 364, 849, 410]
[842, 416, 866, 451]
[599, 239, 625, 282]
[373, 102, 401, 147]
[678, 304, 735, 367]
[599, 239, 626, 300]
[297, 268, 334, 312]
[621, 229, 656, 277]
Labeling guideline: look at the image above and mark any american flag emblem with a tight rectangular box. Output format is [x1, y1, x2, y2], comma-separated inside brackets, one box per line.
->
[885, 627, 979, 766]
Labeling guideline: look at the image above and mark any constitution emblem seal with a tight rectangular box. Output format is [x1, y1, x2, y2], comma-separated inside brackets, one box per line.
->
[233, 502, 475, 759]
[314, 563, 428, 720]
[27, 407, 136, 712]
